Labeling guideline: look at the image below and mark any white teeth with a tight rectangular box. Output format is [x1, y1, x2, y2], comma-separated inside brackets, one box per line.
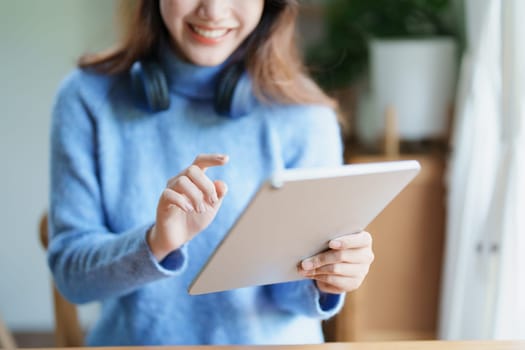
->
[191, 25, 228, 39]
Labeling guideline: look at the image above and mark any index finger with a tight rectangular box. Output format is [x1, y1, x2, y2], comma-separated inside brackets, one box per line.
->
[192, 154, 229, 171]
[328, 231, 372, 250]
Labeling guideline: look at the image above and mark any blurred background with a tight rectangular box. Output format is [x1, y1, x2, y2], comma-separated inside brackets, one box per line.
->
[0, 0, 117, 346]
[1, 0, 523, 346]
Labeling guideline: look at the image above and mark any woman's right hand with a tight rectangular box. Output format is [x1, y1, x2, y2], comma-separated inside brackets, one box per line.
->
[147, 154, 229, 261]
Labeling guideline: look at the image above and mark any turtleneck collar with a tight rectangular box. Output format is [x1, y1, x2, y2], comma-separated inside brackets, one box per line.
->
[157, 40, 230, 100]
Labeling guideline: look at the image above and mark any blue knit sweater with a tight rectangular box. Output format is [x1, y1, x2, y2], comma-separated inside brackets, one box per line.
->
[48, 45, 345, 345]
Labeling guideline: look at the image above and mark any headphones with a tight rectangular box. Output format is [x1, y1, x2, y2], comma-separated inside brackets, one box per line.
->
[130, 60, 256, 118]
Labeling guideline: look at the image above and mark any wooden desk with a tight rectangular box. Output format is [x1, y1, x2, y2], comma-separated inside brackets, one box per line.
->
[33, 341, 525, 350]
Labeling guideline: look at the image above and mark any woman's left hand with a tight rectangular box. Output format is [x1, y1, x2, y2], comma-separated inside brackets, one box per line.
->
[298, 231, 374, 294]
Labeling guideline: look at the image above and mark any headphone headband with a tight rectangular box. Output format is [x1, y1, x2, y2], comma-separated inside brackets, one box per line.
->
[130, 60, 256, 118]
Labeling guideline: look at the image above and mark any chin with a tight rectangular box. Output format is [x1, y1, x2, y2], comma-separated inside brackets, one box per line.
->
[185, 48, 233, 67]
[192, 56, 230, 67]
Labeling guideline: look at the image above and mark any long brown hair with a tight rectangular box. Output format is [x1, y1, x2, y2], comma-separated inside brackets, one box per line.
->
[78, 0, 336, 108]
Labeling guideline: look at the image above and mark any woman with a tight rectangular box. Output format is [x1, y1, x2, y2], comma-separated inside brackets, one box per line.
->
[48, 0, 374, 345]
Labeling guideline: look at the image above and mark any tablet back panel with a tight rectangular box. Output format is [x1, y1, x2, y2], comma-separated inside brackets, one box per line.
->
[189, 160, 420, 295]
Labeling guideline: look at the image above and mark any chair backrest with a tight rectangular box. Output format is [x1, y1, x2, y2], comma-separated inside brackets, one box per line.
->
[39, 213, 84, 347]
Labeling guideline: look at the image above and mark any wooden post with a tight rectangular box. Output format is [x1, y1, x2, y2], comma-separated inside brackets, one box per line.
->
[383, 106, 400, 159]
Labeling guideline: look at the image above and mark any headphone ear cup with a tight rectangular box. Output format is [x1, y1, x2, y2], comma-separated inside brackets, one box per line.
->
[215, 63, 256, 118]
[131, 61, 170, 112]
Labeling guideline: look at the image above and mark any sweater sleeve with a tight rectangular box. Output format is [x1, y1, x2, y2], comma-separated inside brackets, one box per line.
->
[268, 280, 345, 318]
[266, 104, 346, 318]
[47, 72, 186, 304]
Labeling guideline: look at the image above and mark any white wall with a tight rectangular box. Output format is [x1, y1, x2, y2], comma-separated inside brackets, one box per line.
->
[0, 0, 117, 331]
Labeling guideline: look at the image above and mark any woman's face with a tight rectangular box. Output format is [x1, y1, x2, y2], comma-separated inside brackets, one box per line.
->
[160, 0, 265, 66]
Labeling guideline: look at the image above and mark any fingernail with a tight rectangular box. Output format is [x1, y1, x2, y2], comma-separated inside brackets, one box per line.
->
[210, 194, 219, 204]
[299, 269, 311, 276]
[198, 203, 206, 213]
[302, 260, 314, 270]
[330, 240, 342, 249]
[185, 203, 194, 212]
[216, 154, 226, 161]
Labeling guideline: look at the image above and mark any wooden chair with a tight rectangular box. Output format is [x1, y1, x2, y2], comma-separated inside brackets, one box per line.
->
[39, 213, 84, 347]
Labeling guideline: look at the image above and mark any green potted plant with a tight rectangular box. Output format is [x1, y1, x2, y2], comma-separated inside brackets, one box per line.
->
[306, 0, 460, 146]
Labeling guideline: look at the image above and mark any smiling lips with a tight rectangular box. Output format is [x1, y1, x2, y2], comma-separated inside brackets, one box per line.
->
[188, 24, 231, 45]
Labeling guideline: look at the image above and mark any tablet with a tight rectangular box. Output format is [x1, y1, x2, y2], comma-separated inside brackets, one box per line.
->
[188, 160, 421, 295]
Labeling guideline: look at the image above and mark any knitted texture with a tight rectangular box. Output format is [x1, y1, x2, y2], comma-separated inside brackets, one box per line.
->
[48, 47, 345, 345]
